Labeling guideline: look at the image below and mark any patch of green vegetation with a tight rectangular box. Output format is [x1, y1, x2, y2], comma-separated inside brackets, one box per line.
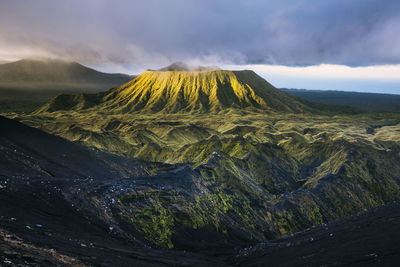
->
[134, 202, 175, 248]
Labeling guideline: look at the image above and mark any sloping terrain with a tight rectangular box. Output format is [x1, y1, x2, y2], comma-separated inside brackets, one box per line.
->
[36, 65, 314, 114]
[1, 116, 400, 266]
[0, 59, 132, 85]
[236, 201, 400, 266]
[0, 59, 133, 113]
[9, 109, 400, 247]
[0, 116, 226, 266]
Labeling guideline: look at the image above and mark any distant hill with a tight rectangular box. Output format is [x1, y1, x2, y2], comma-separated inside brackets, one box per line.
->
[282, 88, 400, 113]
[0, 58, 133, 86]
[0, 59, 134, 113]
[37, 63, 319, 114]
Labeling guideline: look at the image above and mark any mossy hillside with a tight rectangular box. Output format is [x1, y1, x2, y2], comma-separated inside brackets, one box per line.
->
[100, 172, 281, 250]
[79, 138, 400, 251]
[35, 92, 107, 113]
[36, 69, 315, 114]
[8, 107, 400, 250]
[14, 112, 400, 175]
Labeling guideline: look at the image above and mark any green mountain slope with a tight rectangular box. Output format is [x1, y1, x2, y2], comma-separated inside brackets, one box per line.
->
[36, 64, 312, 114]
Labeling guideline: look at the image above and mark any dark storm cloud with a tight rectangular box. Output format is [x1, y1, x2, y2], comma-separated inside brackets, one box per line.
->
[0, 0, 399, 66]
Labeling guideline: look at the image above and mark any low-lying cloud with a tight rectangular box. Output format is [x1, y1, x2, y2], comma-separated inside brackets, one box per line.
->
[1, 0, 400, 67]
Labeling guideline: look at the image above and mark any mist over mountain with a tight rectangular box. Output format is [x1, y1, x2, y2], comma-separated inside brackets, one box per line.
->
[157, 62, 221, 71]
[0, 58, 133, 86]
[0, 58, 134, 113]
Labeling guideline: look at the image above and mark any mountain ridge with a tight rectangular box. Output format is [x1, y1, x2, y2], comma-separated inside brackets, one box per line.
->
[0, 58, 136, 113]
[0, 58, 133, 84]
[282, 88, 400, 113]
[36, 65, 312, 114]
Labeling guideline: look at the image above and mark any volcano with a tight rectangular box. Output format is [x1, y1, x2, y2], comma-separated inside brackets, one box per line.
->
[37, 63, 310, 113]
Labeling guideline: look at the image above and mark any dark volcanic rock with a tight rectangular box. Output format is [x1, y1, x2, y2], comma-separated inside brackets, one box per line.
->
[0, 116, 227, 266]
[236, 201, 400, 266]
[1, 116, 400, 266]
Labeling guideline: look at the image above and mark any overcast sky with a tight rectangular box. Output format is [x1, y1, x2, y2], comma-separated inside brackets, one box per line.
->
[1, 0, 400, 93]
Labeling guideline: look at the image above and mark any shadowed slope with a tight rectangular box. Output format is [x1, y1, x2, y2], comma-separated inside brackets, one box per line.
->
[0, 59, 135, 113]
[0, 59, 132, 84]
[0, 116, 227, 266]
[236, 201, 400, 266]
[0, 116, 170, 179]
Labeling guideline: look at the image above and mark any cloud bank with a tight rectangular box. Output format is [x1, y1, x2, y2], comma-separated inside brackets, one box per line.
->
[224, 64, 400, 94]
[1, 0, 400, 67]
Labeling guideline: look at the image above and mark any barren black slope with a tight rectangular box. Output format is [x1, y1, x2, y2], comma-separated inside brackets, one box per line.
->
[2, 116, 400, 266]
[0, 116, 164, 179]
[236, 201, 400, 266]
[0, 116, 226, 266]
